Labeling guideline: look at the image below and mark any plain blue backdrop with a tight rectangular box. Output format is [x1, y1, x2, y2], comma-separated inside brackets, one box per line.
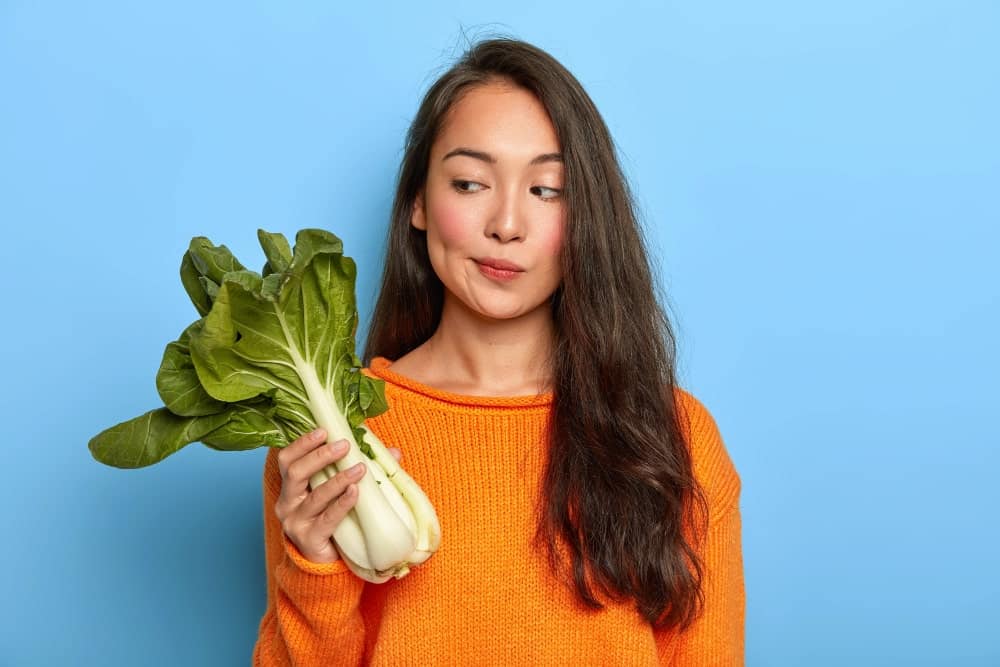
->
[2, 1, 997, 665]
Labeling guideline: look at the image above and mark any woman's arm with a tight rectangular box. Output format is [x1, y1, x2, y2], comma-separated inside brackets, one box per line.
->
[657, 390, 745, 665]
[253, 447, 368, 666]
[657, 503, 745, 665]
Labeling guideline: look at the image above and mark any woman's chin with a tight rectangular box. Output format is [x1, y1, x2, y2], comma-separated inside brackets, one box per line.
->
[443, 287, 554, 324]
[468, 298, 551, 323]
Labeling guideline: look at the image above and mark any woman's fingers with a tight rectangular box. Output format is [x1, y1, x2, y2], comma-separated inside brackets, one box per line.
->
[276, 428, 328, 494]
[276, 432, 351, 523]
[286, 439, 349, 491]
[298, 461, 367, 518]
[283, 464, 366, 564]
[388, 447, 402, 462]
[274, 431, 400, 563]
[308, 481, 362, 546]
[278, 428, 328, 467]
[289, 480, 360, 565]
[274, 432, 370, 562]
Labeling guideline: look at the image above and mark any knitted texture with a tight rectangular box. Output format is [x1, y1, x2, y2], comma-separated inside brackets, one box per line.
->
[253, 357, 744, 666]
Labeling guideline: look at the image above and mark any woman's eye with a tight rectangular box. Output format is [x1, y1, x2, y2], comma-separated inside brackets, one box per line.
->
[451, 180, 485, 193]
[530, 185, 562, 200]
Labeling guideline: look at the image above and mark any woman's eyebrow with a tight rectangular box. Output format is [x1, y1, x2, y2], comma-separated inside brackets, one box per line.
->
[443, 147, 495, 163]
[530, 152, 563, 165]
[442, 147, 563, 165]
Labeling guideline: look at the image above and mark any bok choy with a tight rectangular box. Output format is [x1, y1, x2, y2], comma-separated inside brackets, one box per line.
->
[88, 229, 440, 582]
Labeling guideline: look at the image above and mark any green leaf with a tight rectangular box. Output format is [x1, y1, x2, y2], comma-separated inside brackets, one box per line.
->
[258, 229, 293, 276]
[180, 252, 212, 317]
[199, 276, 219, 302]
[353, 424, 373, 459]
[261, 272, 284, 301]
[156, 323, 226, 416]
[221, 269, 263, 295]
[187, 237, 246, 284]
[88, 408, 232, 469]
[358, 374, 388, 418]
[189, 228, 386, 433]
[189, 279, 302, 404]
[201, 404, 287, 451]
[90, 227, 388, 470]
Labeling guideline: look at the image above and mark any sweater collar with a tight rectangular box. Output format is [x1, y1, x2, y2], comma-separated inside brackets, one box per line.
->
[365, 356, 553, 409]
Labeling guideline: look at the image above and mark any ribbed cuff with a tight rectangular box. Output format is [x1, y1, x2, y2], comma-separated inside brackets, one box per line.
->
[281, 533, 354, 577]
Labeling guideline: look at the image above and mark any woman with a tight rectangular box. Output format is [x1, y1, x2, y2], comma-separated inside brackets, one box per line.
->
[254, 38, 743, 666]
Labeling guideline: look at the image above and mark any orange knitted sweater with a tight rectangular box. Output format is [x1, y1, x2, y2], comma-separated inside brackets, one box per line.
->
[253, 357, 744, 666]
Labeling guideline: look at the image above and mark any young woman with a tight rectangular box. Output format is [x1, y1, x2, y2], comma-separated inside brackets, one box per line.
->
[254, 38, 743, 666]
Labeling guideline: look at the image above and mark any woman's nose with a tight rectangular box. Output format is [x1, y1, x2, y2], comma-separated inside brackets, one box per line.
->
[485, 189, 525, 242]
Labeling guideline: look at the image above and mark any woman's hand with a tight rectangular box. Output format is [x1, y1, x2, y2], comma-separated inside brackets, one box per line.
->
[274, 428, 400, 564]
[275, 429, 364, 563]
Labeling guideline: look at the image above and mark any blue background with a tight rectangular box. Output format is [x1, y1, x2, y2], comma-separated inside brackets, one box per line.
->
[2, 1, 997, 665]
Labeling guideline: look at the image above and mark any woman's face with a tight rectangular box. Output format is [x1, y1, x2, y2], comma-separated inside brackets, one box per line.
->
[412, 80, 566, 322]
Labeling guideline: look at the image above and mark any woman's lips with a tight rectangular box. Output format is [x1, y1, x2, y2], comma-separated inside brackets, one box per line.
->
[476, 258, 524, 281]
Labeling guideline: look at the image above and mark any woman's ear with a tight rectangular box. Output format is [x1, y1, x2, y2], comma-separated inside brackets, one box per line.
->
[411, 191, 427, 231]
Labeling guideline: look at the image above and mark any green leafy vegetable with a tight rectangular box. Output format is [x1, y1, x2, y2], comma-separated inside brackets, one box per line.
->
[89, 229, 440, 582]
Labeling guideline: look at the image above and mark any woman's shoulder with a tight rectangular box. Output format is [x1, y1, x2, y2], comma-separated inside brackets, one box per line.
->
[673, 387, 742, 519]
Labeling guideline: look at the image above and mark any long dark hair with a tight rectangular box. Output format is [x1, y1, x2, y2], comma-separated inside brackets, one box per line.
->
[363, 38, 708, 631]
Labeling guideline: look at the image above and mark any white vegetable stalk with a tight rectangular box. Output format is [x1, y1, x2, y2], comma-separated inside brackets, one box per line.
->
[312, 428, 441, 582]
[292, 349, 440, 583]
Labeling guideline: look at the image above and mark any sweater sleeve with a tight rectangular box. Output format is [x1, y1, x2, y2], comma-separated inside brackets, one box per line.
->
[253, 448, 368, 667]
[657, 391, 745, 666]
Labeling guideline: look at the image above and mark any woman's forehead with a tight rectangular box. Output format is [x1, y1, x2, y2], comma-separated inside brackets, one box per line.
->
[433, 83, 561, 163]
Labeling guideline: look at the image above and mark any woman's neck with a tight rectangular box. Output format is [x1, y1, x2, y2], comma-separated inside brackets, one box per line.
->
[392, 296, 556, 397]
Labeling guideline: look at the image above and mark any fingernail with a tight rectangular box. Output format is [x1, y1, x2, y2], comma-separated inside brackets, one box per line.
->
[312, 428, 326, 440]
[350, 462, 366, 476]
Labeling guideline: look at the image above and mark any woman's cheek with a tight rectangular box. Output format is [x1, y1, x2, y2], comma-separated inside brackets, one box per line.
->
[426, 195, 473, 247]
[540, 210, 566, 258]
